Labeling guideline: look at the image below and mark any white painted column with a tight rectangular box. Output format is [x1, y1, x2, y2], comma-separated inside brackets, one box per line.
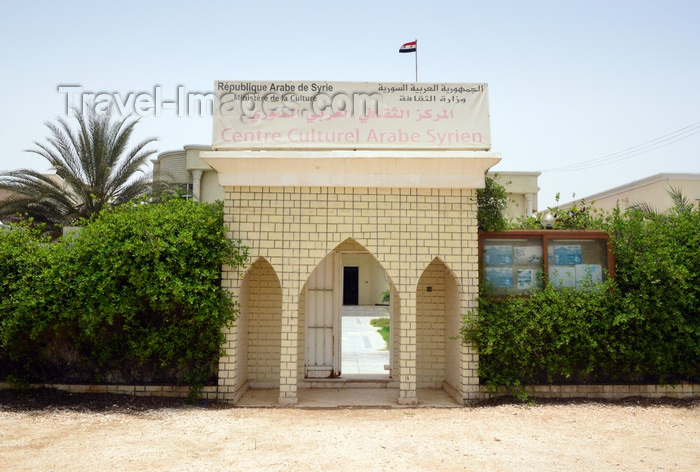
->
[525, 193, 535, 216]
[190, 169, 203, 201]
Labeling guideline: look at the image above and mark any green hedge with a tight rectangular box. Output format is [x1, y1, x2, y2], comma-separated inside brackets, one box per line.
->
[0, 198, 248, 389]
[464, 202, 700, 392]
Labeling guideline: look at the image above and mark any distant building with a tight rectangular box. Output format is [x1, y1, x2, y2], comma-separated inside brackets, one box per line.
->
[487, 171, 540, 218]
[559, 173, 700, 213]
[152, 145, 223, 202]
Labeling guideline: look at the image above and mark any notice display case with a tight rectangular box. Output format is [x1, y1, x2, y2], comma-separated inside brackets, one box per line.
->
[479, 230, 614, 295]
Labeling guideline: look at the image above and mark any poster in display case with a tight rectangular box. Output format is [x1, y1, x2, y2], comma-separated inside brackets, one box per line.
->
[483, 238, 543, 294]
[548, 266, 576, 288]
[517, 269, 541, 290]
[514, 246, 543, 265]
[549, 264, 603, 289]
[485, 267, 514, 290]
[552, 245, 583, 265]
[483, 245, 513, 266]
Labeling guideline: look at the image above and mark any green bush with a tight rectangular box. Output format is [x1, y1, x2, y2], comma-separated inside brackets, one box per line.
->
[462, 280, 637, 390]
[370, 317, 391, 349]
[477, 175, 509, 231]
[465, 195, 700, 392]
[604, 203, 700, 380]
[0, 198, 248, 389]
[0, 222, 56, 375]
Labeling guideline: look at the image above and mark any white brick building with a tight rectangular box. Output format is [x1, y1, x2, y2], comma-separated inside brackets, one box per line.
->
[201, 150, 501, 405]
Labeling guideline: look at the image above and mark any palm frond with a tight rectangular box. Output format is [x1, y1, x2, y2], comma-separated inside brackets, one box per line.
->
[666, 186, 693, 214]
[626, 202, 658, 215]
[1, 109, 158, 229]
[0, 170, 79, 227]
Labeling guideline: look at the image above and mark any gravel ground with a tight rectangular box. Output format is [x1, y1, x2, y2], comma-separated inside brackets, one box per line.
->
[1, 389, 699, 471]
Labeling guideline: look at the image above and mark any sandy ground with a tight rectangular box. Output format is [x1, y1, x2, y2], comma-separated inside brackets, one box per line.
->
[1, 391, 699, 471]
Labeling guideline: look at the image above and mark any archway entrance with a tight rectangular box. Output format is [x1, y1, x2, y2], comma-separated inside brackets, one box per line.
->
[303, 239, 393, 380]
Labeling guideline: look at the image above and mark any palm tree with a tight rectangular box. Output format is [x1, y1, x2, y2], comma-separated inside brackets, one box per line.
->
[0, 110, 157, 232]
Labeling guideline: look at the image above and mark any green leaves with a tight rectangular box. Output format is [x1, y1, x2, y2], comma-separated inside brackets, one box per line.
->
[466, 194, 700, 393]
[465, 279, 633, 391]
[0, 198, 247, 388]
[477, 175, 509, 231]
[605, 198, 700, 380]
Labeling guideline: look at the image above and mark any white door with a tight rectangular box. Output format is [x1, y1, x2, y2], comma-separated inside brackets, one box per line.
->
[305, 252, 342, 378]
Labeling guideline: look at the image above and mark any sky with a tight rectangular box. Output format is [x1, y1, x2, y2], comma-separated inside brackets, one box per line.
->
[0, 0, 698, 209]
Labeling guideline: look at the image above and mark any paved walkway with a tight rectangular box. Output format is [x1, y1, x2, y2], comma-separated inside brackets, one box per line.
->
[341, 305, 390, 317]
[341, 305, 390, 376]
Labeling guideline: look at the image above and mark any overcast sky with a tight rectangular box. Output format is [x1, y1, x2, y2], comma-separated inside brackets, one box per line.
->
[1, 0, 698, 208]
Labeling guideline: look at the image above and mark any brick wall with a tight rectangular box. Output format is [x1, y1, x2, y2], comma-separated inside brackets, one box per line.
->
[417, 259, 447, 386]
[157, 152, 191, 183]
[219, 186, 482, 404]
[482, 384, 700, 400]
[244, 258, 282, 386]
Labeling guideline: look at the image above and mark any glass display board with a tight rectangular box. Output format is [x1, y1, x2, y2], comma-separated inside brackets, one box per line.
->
[480, 230, 613, 295]
[547, 238, 609, 290]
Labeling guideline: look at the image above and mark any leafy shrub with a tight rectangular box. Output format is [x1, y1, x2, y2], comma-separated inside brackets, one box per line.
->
[603, 202, 700, 380]
[0, 222, 57, 378]
[466, 193, 700, 391]
[0, 198, 248, 389]
[369, 317, 390, 349]
[463, 280, 643, 389]
[511, 193, 605, 230]
[477, 175, 509, 231]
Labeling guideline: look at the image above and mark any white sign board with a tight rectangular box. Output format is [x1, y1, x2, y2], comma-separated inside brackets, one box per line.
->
[212, 81, 490, 151]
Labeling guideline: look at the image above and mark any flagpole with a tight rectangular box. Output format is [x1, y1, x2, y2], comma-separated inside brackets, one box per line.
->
[415, 38, 418, 82]
[399, 39, 418, 81]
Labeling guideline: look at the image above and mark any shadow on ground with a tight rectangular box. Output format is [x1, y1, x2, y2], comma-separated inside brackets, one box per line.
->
[1, 388, 697, 413]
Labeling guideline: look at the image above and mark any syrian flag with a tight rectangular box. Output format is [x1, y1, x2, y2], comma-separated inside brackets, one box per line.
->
[399, 40, 417, 53]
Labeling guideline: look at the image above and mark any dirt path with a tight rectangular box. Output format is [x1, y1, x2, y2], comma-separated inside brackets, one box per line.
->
[1, 392, 698, 471]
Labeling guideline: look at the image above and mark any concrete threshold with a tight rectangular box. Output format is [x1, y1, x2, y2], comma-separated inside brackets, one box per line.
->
[236, 387, 462, 409]
[303, 376, 394, 389]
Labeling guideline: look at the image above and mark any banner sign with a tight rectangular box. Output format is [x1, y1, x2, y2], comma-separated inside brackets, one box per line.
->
[212, 81, 490, 151]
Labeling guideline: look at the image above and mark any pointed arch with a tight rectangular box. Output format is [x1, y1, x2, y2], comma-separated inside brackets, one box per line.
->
[299, 236, 399, 291]
[299, 238, 397, 380]
[415, 257, 463, 394]
[239, 257, 282, 388]
[238, 255, 282, 285]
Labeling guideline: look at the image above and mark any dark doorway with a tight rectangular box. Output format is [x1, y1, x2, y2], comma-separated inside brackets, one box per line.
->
[343, 266, 359, 305]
